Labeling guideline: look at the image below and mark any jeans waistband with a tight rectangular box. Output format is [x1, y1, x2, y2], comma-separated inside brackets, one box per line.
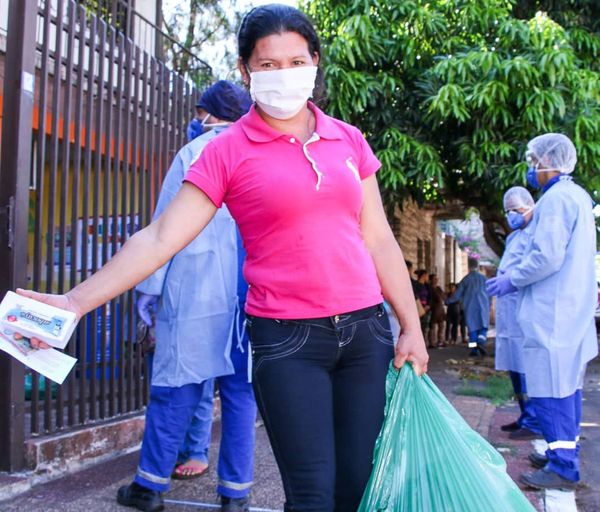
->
[248, 303, 384, 328]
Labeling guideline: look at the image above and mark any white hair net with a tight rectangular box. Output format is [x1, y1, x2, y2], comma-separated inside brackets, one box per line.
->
[526, 133, 577, 174]
[504, 186, 534, 211]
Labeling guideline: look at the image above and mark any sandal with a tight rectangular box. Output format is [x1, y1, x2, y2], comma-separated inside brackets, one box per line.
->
[171, 459, 209, 480]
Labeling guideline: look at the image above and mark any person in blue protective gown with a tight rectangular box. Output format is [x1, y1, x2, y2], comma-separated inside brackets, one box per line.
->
[494, 186, 542, 441]
[117, 81, 257, 512]
[446, 257, 490, 356]
[487, 133, 598, 491]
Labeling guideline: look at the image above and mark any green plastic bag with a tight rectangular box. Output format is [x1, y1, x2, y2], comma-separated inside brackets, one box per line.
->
[358, 363, 536, 512]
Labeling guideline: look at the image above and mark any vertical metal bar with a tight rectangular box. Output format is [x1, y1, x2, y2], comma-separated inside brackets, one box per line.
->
[93, 19, 107, 419]
[168, 73, 176, 177]
[81, 14, 98, 423]
[162, 69, 170, 182]
[0, 0, 38, 471]
[185, 82, 193, 147]
[120, 38, 132, 413]
[58, 1, 76, 296]
[31, 0, 53, 438]
[148, 58, 158, 213]
[155, 62, 165, 196]
[154, 0, 163, 61]
[136, 52, 153, 409]
[105, 25, 117, 418]
[54, 0, 77, 430]
[131, 46, 142, 410]
[112, 32, 125, 413]
[68, 4, 88, 427]
[44, 0, 66, 433]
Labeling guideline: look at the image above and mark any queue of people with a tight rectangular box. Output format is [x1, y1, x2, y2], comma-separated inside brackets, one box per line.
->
[406, 260, 471, 351]
[14, 2, 596, 510]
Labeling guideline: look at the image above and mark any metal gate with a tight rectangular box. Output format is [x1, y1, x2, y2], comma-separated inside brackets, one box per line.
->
[0, 0, 200, 470]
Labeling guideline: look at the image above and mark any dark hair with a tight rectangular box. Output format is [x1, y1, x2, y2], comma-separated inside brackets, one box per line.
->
[237, 4, 327, 105]
[405, 260, 413, 270]
[415, 269, 428, 279]
[429, 273, 436, 281]
[468, 257, 479, 270]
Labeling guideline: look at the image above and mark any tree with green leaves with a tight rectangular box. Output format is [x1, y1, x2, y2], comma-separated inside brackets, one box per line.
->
[162, 0, 241, 86]
[303, 0, 599, 254]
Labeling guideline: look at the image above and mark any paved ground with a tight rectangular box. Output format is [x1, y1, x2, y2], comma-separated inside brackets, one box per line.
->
[0, 341, 597, 511]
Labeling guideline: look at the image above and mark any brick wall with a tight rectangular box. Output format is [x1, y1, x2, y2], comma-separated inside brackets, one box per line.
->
[391, 199, 469, 290]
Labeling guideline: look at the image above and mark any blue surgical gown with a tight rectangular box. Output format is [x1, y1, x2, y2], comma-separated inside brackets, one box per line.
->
[495, 228, 532, 373]
[511, 179, 598, 398]
[137, 127, 240, 387]
[446, 270, 490, 332]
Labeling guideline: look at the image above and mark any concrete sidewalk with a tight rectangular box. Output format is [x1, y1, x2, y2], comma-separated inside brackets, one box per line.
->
[0, 342, 597, 511]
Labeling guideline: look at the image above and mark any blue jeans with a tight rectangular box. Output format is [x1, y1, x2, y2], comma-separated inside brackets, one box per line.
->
[247, 304, 395, 512]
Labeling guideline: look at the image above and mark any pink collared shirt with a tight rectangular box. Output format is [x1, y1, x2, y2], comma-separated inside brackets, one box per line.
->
[184, 103, 383, 319]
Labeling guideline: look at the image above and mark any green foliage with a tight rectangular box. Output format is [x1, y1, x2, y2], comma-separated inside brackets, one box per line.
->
[303, 0, 600, 218]
[162, 0, 240, 87]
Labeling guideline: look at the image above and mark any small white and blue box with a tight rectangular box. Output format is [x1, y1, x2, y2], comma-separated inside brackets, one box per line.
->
[0, 291, 77, 349]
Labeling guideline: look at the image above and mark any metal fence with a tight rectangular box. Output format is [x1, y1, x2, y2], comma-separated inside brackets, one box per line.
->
[0, 0, 199, 470]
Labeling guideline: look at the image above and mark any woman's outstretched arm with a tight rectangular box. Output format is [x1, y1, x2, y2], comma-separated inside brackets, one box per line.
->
[18, 183, 217, 321]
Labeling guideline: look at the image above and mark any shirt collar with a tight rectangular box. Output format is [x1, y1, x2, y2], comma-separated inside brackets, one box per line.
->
[240, 102, 344, 143]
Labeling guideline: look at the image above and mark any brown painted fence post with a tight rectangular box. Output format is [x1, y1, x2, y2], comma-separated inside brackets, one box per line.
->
[0, 0, 38, 472]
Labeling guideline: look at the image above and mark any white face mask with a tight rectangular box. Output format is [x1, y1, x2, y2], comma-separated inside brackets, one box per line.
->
[249, 66, 318, 120]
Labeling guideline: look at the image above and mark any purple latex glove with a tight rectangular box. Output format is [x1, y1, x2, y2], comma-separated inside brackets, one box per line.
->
[486, 274, 517, 297]
[137, 293, 158, 326]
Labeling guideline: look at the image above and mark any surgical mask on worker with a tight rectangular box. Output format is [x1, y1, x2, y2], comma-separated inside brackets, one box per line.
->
[200, 113, 230, 132]
[506, 209, 531, 230]
[526, 166, 541, 189]
[249, 66, 317, 120]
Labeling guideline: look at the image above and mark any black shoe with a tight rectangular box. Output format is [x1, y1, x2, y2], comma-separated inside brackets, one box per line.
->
[117, 482, 164, 512]
[520, 467, 578, 491]
[477, 346, 487, 356]
[468, 349, 479, 357]
[509, 428, 543, 441]
[500, 421, 520, 432]
[221, 496, 250, 512]
[529, 451, 549, 469]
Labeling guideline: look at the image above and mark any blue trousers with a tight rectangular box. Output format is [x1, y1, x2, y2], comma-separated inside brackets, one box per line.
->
[135, 332, 257, 498]
[177, 378, 215, 464]
[530, 390, 582, 481]
[508, 371, 540, 433]
[468, 328, 487, 348]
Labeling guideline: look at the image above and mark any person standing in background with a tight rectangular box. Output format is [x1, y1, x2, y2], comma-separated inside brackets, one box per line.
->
[414, 270, 432, 347]
[446, 257, 490, 356]
[428, 274, 446, 348]
[119, 81, 257, 512]
[494, 186, 541, 441]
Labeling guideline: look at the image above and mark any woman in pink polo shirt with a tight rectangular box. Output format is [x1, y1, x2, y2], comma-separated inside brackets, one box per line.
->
[21, 4, 428, 510]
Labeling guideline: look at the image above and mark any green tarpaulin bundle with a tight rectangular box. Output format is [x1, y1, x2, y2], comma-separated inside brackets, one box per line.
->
[358, 363, 536, 512]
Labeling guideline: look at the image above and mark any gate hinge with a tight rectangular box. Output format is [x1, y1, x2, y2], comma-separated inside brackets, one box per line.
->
[0, 196, 15, 249]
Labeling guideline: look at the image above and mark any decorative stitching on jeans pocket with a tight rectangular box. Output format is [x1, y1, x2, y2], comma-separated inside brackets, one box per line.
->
[367, 316, 394, 345]
[254, 324, 311, 371]
[250, 322, 301, 350]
